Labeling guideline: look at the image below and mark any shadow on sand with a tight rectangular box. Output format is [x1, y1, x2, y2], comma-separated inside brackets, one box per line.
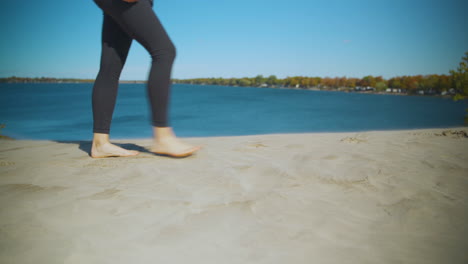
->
[51, 140, 153, 157]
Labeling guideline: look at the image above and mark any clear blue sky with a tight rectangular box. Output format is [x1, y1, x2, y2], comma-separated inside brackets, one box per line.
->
[1, 0, 467, 80]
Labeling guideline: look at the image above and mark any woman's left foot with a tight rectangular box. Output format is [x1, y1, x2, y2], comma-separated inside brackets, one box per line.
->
[150, 137, 202, 158]
[91, 142, 140, 158]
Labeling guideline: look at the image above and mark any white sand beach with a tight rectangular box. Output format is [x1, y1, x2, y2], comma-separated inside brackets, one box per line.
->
[1, 127, 467, 264]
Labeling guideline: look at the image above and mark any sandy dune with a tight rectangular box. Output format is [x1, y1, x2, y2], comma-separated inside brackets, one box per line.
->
[1, 128, 467, 264]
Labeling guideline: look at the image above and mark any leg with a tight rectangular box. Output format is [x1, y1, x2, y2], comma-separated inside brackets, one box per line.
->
[91, 10, 139, 158]
[96, 0, 175, 127]
[93, 0, 201, 157]
[92, 12, 132, 134]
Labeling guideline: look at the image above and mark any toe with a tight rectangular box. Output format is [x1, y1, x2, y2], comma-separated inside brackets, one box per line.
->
[184, 146, 201, 155]
[129, 150, 140, 156]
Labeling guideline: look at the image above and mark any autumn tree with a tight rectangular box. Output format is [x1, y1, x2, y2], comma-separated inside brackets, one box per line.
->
[321, 77, 335, 89]
[346, 78, 357, 88]
[359, 75, 376, 87]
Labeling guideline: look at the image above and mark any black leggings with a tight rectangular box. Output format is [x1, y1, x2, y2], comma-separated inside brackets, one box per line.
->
[92, 0, 175, 134]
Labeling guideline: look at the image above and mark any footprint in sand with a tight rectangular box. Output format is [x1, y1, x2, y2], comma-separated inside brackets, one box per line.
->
[292, 152, 377, 187]
[0, 160, 15, 166]
[0, 183, 68, 193]
[321, 154, 338, 160]
[340, 137, 367, 143]
[247, 142, 267, 148]
[89, 188, 121, 200]
[234, 141, 268, 152]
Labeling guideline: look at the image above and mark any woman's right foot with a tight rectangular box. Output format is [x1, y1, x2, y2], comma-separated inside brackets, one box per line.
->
[91, 142, 140, 158]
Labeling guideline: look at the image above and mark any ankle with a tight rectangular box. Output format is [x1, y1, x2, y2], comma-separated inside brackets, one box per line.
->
[93, 133, 110, 147]
[153, 126, 177, 142]
[93, 141, 110, 147]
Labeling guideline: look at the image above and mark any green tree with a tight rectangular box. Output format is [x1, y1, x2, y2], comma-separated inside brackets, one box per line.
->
[239, 78, 251, 86]
[450, 51, 468, 124]
[229, 78, 238, 86]
[450, 51, 468, 100]
[375, 81, 387, 91]
[254, 75, 265, 86]
[289, 77, 300, 87]
[266, 75, 278, 86]
[388, 77, 401, 88]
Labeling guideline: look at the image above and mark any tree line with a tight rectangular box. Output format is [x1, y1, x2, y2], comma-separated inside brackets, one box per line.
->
[172, 74, 455, 94]
[0, 76, 96, 83]
[0, 74, 460, 95]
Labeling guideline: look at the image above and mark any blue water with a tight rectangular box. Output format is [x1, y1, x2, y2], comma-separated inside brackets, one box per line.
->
[0, 83, 466, 140]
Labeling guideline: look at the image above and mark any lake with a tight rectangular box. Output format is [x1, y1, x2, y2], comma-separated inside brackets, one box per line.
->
[0, 83, 466, 140]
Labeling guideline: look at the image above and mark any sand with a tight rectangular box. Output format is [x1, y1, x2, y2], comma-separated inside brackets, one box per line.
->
[1, 128, 467, 264]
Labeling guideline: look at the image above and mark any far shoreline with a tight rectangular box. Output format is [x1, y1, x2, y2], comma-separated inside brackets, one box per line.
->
[1, 73, 464, 99]
[0, 80, 460, 99]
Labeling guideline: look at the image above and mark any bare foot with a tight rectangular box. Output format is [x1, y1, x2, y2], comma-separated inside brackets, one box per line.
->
[91, 142, 140, 158]
[150, 137, 202, 158]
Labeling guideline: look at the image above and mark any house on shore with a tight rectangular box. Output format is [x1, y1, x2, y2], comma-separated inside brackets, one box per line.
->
[385, 88, 405, 93]
[354, 86, 375, 92]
